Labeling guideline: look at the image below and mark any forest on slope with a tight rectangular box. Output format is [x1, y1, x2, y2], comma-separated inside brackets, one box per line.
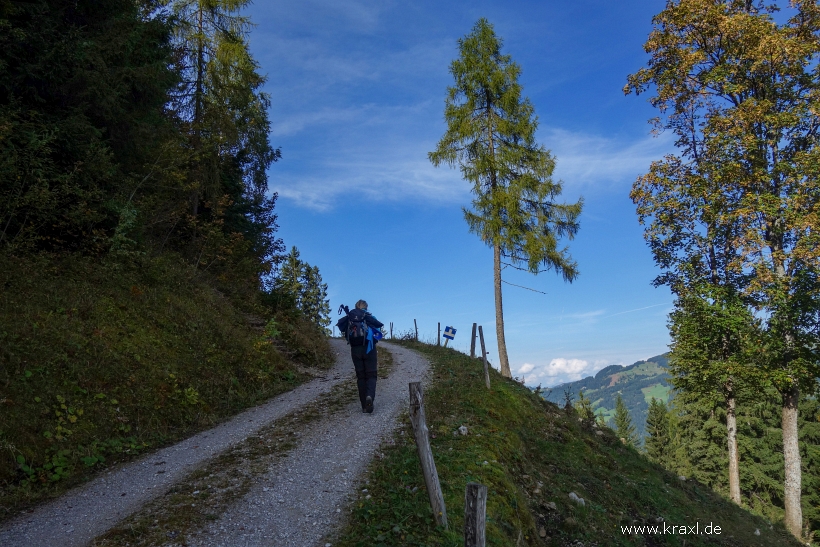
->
[0, 0, 332, 519]
[542, 355, 819, 540]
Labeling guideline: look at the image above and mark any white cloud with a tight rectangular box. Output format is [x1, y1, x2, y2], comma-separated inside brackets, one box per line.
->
[517, 357, 607, 387]
[517, 363, 535, 374]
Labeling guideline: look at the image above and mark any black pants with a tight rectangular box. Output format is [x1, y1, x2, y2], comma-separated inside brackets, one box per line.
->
[350, 344, 378, 408]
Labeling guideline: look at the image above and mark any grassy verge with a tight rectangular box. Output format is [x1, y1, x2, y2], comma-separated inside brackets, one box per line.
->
[0, 253, 333, 521]
[332, 341, 803, 547]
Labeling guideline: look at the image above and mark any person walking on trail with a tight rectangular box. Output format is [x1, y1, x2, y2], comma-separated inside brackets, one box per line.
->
[336, 300, 384, 413]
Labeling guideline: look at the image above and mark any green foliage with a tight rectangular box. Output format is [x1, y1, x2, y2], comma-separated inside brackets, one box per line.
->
[334, 341, 801, 546]
[0, 0, 286, 296]
[272, 246, 331, 334]
[429, 18, 582, 277]
[627, 2, 820, 535]
[0, 0, 176, 253]
[613, 394, 640, 448]
[645, 397, 671, 467]
[663, 387, 820, 541]
[574, 390, 596, 426]
[0, 253, 333, 519]
[667, 288, 761, 400]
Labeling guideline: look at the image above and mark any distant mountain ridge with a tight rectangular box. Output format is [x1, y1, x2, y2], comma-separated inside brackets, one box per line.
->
[541, 353, 671, 440]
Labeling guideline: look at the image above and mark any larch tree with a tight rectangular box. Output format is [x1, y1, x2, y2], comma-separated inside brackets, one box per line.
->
[627, 0, 820, 536]
[429, 18, 582, 377]
[166, 0, 278, 248]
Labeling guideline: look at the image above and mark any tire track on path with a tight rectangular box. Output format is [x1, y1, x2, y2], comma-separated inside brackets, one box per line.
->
[1, 341, 352, 547]
[179, 341, 429, 547]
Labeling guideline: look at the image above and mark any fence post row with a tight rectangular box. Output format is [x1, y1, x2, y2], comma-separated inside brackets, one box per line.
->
[464, 482, 488, 547]
[478, 325, 490, 389]
[408, 382, 448, 529]
[470, 323, 477, 358]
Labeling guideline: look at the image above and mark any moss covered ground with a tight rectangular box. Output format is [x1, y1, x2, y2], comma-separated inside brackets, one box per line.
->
[332, 341, 803, 546]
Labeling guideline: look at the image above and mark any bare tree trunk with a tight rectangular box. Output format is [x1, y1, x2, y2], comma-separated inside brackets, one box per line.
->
[782, 384, 803, 539]
[726, 387, 740, 505]
[493, 243, 511, 377]
[191, 5, 205, 219]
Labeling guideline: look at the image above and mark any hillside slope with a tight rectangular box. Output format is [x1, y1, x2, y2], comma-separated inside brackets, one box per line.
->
[332, 342, 801, 546]
[0, 253, 333, 521]
[542, 354, 670, 439]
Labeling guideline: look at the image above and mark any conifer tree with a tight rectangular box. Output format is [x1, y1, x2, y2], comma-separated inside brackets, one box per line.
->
[0, 0, 175, 252]
[274, 246, 330, 333]
[645, 397, 671, 466]
[612, 394, 639, 448]
[574, 390, 596, 426]
[277, 247, 304, 310]
[429, 19, 582, 377]
[300, 265, 331, 334]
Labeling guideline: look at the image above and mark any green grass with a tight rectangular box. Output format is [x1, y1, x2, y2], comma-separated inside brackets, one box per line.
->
[331, 341, 804, 546]
[642, 384, 670, 404]
[0, 252, 333, 521]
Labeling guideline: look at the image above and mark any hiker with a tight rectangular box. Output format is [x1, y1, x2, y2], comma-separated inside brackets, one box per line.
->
[336, 300, 384, 413]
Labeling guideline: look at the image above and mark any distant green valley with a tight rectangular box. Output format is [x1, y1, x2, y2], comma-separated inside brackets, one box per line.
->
[541, 354, 670, 440]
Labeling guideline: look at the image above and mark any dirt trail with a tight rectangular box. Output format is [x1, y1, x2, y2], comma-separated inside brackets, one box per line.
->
[0, 340, 430, 547]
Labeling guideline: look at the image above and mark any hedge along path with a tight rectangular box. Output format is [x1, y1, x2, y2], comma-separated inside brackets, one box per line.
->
[1, 340, 428, 547]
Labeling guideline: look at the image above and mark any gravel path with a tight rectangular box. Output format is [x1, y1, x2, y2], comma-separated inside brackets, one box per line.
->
[0, 340, 429, 547]
[185, 341, 429, 547]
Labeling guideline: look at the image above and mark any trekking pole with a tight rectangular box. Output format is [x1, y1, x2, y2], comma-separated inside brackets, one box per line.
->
[437, 322, 441, 346]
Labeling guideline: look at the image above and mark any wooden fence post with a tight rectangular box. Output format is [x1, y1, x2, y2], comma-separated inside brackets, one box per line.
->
[438, 322, 441, 346]
[470, 323, 477, 358]
[464, 483, 488, 547]
[409, 382, 448, 529]
[414, 319, 418, 341]
[478, 326, 490, 389]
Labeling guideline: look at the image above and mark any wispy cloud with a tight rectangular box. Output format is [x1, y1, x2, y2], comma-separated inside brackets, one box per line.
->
[269, 120, 674, 210]
[545, 128, 674, 191]
[601, 303, 669, 319]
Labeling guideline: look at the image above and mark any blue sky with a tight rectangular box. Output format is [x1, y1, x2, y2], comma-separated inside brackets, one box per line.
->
[247, 0, 676, 387]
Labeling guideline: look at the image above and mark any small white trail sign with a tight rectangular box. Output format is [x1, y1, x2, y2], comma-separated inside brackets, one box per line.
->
[443, 326, 456, 347]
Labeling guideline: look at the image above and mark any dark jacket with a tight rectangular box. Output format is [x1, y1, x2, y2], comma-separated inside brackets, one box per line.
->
[336, 309, 383, 341]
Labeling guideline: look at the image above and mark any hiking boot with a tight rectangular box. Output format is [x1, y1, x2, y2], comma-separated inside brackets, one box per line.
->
[365, 396, 374, 414]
